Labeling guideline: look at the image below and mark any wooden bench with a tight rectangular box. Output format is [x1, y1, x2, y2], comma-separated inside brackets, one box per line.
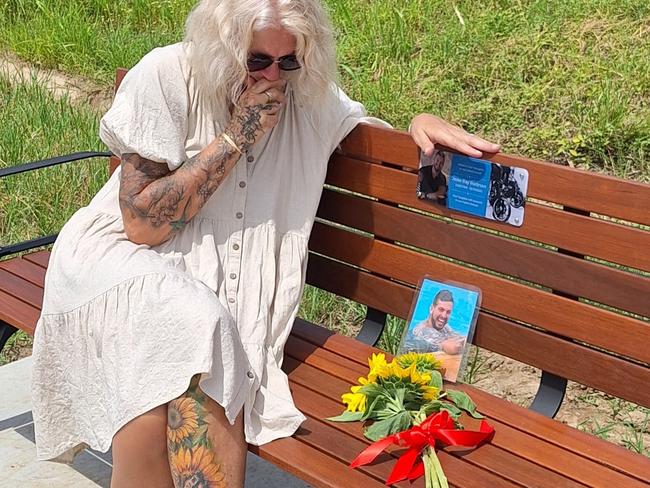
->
[1, 69, 650, 487]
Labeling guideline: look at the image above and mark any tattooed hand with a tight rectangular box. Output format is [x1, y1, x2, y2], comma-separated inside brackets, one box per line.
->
[225, 78, 286, 152]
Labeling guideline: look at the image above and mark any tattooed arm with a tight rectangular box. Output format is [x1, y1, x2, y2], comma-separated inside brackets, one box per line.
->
[118, 78, 286, 246]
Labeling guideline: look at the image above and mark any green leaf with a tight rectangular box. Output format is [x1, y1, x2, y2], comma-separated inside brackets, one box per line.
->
[446, 390, 484, 419]
[364, 411, 413, 442]
[361, 393, 388, 421]
[326, 411, 364, 422]
[422, 400, 444, 416]
[359, 382, 383, 396]
[440, 402, 463, 420]
[429, 370, 443, 390]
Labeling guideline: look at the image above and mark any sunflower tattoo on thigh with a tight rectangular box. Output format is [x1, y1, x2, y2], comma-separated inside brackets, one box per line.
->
[167, 381, 227, 487]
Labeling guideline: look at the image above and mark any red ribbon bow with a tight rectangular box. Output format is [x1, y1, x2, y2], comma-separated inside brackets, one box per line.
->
[350, 411, 494, 485]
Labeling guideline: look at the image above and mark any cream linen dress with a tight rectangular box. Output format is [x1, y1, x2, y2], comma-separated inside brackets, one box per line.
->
[30, 42, 390, 462]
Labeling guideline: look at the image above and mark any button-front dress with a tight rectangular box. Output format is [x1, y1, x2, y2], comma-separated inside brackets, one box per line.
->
[30, 42, 390, 462]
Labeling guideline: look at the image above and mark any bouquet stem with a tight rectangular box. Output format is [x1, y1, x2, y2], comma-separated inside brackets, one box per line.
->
[423, 446, 449, 488]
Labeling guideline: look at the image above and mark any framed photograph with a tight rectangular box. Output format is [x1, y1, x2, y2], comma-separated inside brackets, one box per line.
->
[397, 277, 482, 383]
[416, 149, 529, 227]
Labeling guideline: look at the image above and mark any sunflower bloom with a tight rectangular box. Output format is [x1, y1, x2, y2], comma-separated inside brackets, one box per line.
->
[397, 352, 443, 373]
[421, 385, 440, 401]
[368, 353, 391, 380]
[342, 385, 367, 412]
[167, 398, 199, 444]
[170, 446, 226, 488]
[386, 360, 410, 380]
[408, 365, 432, 386]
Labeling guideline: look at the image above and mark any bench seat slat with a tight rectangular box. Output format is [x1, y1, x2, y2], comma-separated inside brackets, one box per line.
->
[0, 257, 47, 288]
[326, 156, 650, 273]
[0, 268, 44, 309]
[309, 222, 650, 364]
[22, 250, 51, 269]
[292, 415, 422, 487]
[284, 358, 584, 488]
[284, 358, 520, 488]
[290, 320, 650, 484]
[251, 436, 386, 488]
[318, 189, 650, 318]
[340, 125, 650, 227]
[284, 346, 637, 488]
[0, 289, 38, 334]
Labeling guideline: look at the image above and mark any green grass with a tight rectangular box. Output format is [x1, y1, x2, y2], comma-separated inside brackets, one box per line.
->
[0, 0, 192, 84]
[1, 0, 648, 175]
[0, 73, 108, 247]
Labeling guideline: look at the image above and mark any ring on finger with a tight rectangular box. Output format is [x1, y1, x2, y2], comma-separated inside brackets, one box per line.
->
[264, 90, 273, 104]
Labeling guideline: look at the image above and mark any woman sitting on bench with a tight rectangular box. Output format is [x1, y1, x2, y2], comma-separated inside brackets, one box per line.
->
[30, 0, 499, 486]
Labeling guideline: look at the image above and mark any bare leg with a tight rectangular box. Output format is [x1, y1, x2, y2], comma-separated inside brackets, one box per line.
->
[167, 375, 247, 488]
[111, 404, 175, 487]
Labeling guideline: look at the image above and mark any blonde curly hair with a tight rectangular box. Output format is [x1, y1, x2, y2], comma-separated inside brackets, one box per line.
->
[184, 0, 337, 118]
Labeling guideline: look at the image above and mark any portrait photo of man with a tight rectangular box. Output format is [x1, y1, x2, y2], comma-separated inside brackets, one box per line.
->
[399, 280, 481, 382]
[416, 149, 449, 204]
[405, 290, 465, 354]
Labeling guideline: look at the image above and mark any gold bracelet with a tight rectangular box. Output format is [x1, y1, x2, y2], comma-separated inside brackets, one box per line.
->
[222, 132, 242, 155]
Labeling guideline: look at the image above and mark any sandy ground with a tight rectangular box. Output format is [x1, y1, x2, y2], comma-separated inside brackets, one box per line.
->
[0, 52, 113, 112]
[468, 347, 649, 454]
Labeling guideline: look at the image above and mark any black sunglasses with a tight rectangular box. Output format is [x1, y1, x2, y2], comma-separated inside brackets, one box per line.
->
[246, 53, 301, 72]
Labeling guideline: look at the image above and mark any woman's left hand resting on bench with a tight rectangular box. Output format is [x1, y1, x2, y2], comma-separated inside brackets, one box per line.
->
[409, 113, 501, 158]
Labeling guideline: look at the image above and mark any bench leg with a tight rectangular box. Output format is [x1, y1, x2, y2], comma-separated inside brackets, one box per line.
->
[356, 307, 387, 347]
[0, 321, 19, 355]
[529, 370, 567, 418]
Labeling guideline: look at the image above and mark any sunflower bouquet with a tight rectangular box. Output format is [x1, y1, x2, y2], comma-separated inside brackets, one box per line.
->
[327, 352, 493, 488]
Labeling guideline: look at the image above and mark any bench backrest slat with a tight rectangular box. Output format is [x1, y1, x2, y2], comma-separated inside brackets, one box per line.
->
[318, 189, 650, 317]
[306, 252, 650, 408]
[327, 154, 650, 273]
[341, 127, 650, 227]
[310, 221, 650, 364]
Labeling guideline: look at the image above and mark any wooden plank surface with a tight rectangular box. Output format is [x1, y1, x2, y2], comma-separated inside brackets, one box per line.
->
[290, 320, 650, 485]
[283, 346, 639, 487]
[22, 250, 51, 269]
[290, 414, 422, 487]
[306, 254, 650, 407]
[326, 155, 650, 273]
[0, 268, 44, 309]
[309, 222, 650, 364]
[115, 68, 128, 92]
[251, 435, 387, 488]
[340, 125, 650, 227]
[0, 257, 47, 288]
[0, 289, 39, 334]
[317, 188, 650, 318]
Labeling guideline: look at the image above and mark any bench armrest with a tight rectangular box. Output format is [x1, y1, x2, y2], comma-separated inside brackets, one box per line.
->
[0, 151, 112, 259]
[0, 151, 111, 179]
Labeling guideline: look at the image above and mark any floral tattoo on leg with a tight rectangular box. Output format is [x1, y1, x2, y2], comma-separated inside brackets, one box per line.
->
[167, 376, 227, 487]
